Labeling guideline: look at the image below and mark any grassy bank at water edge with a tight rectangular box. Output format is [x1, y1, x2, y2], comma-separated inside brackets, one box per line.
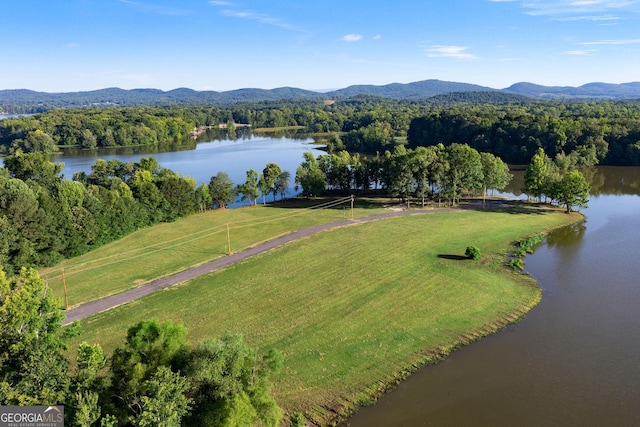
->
[69, 203, 580, 425]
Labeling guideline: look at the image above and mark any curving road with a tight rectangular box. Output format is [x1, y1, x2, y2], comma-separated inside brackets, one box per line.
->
[62, 207, 462, 325]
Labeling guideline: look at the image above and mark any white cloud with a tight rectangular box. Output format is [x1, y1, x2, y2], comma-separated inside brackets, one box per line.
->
[556, 13, 621, 19]
[581, 38, 640, 44]
[571, 0, 601, 5]
[426, 45, 477, 60]
[66, 42, 80, 49]
[373, 34, 382, 40]
[565, 49, 595, 54]
[342, 34, 363, 42]
[211, 2, 307, 34]
[503, 0, 637, 19]
[119, 0, 191, 16]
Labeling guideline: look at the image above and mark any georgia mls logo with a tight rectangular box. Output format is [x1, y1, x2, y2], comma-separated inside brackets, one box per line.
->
[0, 405, 64, 426]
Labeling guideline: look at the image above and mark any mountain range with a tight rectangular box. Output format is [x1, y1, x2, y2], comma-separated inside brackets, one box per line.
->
[1, 80, 640, 110]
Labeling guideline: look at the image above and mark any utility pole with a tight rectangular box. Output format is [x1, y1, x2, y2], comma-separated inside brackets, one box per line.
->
[350, 194, 354, 219]
[61, 268, 69, 310]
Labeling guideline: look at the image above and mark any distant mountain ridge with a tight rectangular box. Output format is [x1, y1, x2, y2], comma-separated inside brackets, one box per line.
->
[503, 81, 640, 99]
[1, 79, 640, 110]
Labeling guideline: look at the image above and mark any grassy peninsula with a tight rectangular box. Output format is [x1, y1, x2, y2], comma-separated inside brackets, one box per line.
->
[63, 201, 580, 425]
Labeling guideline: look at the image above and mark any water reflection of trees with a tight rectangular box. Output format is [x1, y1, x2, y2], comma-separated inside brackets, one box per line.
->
[545, 221, 587, 248]
[507, 166, 640, 198]
[197, 127, 312, 143]
[59, 140, 198, 157]
[589, 166, 640, 196]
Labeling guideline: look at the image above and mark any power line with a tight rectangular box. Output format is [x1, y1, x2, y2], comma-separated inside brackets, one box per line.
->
[42, 197, 355, 281]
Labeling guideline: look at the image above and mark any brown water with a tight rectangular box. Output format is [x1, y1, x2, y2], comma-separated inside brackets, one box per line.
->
[344, 167, 640, 426]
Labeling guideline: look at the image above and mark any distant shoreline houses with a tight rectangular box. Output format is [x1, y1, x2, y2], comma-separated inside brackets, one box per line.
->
[189, 123, 251, 139]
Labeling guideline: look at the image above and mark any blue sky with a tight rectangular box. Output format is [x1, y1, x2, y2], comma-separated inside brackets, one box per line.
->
[2, 0, 640, 92]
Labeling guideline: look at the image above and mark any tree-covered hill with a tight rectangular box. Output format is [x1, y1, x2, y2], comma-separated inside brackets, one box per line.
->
[325, 79, 495, 99]
[3, 79, 640, 112]
[504, 81, 640, 99]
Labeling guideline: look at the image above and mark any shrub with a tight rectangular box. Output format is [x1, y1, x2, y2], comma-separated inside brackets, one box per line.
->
[465, 245, 481, 260]
[508, 259, 525, 270]
[290, 413, 306, 427]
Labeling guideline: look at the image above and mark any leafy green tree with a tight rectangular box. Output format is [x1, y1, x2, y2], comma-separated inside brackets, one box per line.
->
[108, 319, 188, 423]
[523, 148, 555, 202]
[523, 147, 546, 202]
[275, 170, 291, 201]
[555, 170, 590, 213]
[428, 144, 450, 206]
[71, 391, 101, 427]
[208, 172, 236, 208]
[261, 162, 282, 203]
[11, 130, 57, 154]
[133, 366, 192, 427]
[295, 152, 326, 198]
[443, 143, 483, 205]
[195, 183, 212, 212]
[179, 333, 283, 427]
[3, 151, 63, 190]
[138, 157, 161, 175]
[410, 146, 436, 206]
[0, 267, 69, 405]
[156, 175, 197, 220]
[67, 342, 106, 426]
[388, 146, 414, 203]
[0, 173, 53, 270]
[480, 152, 512, 206]
[237, 169, 260, 206]
[131, 170, 168, 223]
[79, 129, 98, 149]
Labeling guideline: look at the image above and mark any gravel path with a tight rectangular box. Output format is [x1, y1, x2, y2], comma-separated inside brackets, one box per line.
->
[62, 207, 460, 325]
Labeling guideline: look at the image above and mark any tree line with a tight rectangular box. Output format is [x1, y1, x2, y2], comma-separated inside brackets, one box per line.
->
[294, 145, 511, 207]
[0, 150, 300, 274]
[0, 267, 291, 426]
[5, 144, 486, 274]
[2, 141, 592, 274]
[522, 148, 589, 213]
[3, 98, 640, 166]
[407, 101, 640, 166]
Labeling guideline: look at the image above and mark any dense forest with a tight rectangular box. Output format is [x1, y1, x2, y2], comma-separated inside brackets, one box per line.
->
[406, 102, 640, 166]
[2, 97, 640, 166]
[0, 152, 212, 273]
[0, 267, 288, 426]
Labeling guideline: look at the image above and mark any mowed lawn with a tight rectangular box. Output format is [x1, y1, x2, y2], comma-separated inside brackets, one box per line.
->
[41, 198, 387, 307]
[72, 206, 580, 425]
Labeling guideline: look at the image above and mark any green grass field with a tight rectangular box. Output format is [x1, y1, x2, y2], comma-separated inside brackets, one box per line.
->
[41, 197, 387, 307]
[67, 202, 580, 425]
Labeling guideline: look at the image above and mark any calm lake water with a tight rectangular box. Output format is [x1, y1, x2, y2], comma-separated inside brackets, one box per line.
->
[59, 132, 323, 186]
[344, 166, 640, 426]
[1, 131, 325, 202]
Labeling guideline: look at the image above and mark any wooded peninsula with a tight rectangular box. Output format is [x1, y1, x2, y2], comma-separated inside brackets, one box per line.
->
[0, 94, 624, 425]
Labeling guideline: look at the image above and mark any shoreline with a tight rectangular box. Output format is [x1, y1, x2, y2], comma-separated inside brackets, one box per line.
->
[333, 215, 584, 427]
[63, 204, 581, 426]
